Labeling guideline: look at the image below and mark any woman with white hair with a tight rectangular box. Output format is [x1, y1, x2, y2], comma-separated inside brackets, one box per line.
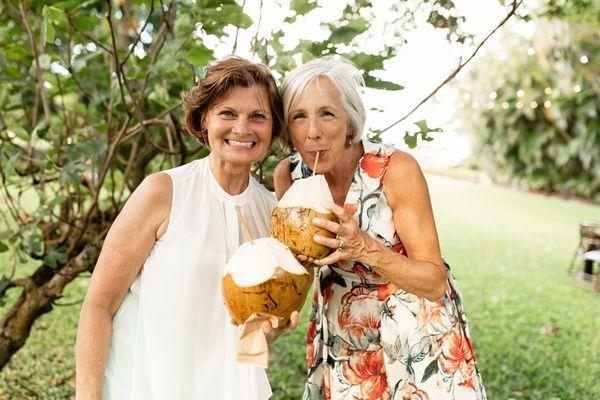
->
[274, 56, 486, 400]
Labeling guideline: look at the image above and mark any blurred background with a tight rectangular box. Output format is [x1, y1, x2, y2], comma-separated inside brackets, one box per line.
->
[0, 0, 598, 398]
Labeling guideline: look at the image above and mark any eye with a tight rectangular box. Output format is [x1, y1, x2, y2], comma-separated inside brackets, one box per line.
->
[322, 111, 335, 118]
[251, 113, 267, 120]
[219, 110, 235, 118]
[292, 113, 305, 121]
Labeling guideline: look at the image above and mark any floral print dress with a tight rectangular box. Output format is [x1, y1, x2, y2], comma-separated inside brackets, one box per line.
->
[290, 138, 486, 400]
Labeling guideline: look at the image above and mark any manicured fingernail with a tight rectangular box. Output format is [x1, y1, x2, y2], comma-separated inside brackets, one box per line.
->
[313, 235, 321, 242]
[313, 217, 321, 224]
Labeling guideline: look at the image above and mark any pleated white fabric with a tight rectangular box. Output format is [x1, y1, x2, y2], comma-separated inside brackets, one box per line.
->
[103, 155, 275, 399]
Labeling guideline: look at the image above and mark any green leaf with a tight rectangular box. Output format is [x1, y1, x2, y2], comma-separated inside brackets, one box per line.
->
[42, 6, 67, 25]
[44, 247, 69, 268]
[290, 0, 318, 16]
[4, 43, 31, 61]
[367, 129, 383, 143]
[328, 17, 369, 44]
[8, 125, 29, 140]
[414, 119, 443, 134]
[421, 359, 439, 383]
[364, 75, 404, 91]
[350, 52, 389, 72]
[71, 14, 101, 31]
[186, 44, 214, 67]
[24, 233, 43, 255]
[404, 132, 418, 149]
[0, 242, 8, 253]
[43, 18, 56, 44]
[210, 5, 253, 29]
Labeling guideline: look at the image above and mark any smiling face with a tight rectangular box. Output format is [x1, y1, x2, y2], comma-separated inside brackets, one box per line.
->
[287, 77, 351, 174]
[204, 85, 273, 167]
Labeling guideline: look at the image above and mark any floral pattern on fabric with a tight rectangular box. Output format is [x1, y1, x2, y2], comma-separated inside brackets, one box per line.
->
[291, 139, 486, 400]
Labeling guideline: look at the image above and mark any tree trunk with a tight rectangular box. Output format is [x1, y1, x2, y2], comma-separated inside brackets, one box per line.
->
[0, 241, 102, 368]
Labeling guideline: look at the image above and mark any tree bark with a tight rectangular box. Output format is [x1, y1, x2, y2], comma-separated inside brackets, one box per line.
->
[0, 241, 102, 368]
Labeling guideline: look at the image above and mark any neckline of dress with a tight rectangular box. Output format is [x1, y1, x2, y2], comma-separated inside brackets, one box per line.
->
[203, 156, 254, 205]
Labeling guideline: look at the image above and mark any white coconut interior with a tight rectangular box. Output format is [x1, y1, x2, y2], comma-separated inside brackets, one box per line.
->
[276, 175, 333, 214]
[224, 238, 308, 287]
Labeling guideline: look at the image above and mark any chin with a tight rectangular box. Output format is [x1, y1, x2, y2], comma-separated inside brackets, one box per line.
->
[220, 147, 268, 166]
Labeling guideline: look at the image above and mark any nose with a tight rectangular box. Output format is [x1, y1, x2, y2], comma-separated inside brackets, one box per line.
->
[232, 117, 251, 135]
[307, 118, 321, 141]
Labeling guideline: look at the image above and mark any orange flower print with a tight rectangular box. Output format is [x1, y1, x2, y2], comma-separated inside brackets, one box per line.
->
[344, 202, 359, 216]
[377, 283, 398, 301]
[306, 319, 317, 367]
[342, 349, 388, 400]
[391, 241, 406, 256]
[361, 152, 390, 180]
[354, 263, 384, 283]
[419, 298, 445, 327]
[338, 287, 381, 342]
[324, 368, 332, 400]
[402, 383, 430, 400]
[438, 327, 476, 389]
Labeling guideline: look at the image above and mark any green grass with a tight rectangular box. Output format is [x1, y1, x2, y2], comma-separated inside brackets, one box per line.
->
[1, 174, 599, 399]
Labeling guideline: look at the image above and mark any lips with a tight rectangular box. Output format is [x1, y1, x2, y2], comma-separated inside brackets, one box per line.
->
[225, 139, 256, 149]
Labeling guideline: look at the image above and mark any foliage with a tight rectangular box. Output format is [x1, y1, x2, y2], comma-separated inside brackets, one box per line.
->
[2, 174, 600, 398]
[457, 4, 600, 201]
[0, 0, 477, 369]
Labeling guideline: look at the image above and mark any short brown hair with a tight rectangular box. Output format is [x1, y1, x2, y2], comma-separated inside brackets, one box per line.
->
[182, 56, 283, 147]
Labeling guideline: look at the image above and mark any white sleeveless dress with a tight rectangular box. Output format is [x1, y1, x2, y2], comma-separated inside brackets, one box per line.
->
[103, 156, 275, 399]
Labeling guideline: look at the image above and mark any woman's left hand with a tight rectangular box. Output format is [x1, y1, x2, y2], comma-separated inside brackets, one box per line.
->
[262, 311, 300, 344]
[312, 202, 378, 266]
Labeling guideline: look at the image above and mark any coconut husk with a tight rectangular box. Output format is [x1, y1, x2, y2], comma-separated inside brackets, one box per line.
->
[222, 269, 311, 325]
[270, 206, 337, 260]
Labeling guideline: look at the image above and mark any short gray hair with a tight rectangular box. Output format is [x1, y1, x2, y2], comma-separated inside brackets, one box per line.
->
[281, 56, 366, 145]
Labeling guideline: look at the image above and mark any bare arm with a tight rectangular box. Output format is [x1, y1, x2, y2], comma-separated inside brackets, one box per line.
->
[312, 152, 446, 301]
[366, 152, 446, 300]
[75, 172, 172, 399]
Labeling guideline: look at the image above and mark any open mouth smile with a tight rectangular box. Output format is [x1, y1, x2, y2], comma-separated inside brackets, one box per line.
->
[225, 139, 256, 149]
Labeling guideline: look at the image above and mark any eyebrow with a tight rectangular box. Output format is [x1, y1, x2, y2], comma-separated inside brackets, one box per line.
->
[290, 105, 337, 113]
[216, 105, 271, 115]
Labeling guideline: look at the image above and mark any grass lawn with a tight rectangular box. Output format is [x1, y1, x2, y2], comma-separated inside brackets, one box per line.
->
[1, 174, 599, 399]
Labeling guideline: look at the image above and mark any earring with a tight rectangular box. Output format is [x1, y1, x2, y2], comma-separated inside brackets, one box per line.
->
[345, 133, 354, 148]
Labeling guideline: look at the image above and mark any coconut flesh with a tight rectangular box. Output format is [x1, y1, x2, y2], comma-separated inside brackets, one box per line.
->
[270, 175, 337, 259]
[222, 238, 311, 325]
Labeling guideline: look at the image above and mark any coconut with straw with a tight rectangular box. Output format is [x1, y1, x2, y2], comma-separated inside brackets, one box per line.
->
[222, 207, 311, 326]
[270, 152, 338, 259]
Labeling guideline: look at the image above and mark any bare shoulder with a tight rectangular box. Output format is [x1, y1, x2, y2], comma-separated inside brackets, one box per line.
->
[385, 151, 428, 207]
[386, 151, 423, 180]
[133, 172, 172, 206]
[118, 172, 172, 226]
[273, 157, 292, 200]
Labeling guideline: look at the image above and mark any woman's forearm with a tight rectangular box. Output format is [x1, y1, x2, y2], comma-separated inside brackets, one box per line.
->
[75, 303, 113, 400]
[362, 238, 447, 301]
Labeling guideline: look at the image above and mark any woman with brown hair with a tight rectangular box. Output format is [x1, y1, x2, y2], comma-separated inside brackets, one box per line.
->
[75, 57, 291, 400]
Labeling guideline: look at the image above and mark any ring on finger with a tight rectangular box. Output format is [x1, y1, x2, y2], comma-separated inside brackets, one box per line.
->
[337, 238, 345, 252]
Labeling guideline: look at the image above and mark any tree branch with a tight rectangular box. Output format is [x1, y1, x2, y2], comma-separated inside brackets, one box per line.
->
[377, 0, 524, 135]
[66, 13, 114, 55]
[120, 0, 155, 68]
[232, 0, 247, 55]
[18, 0, 51, 125]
